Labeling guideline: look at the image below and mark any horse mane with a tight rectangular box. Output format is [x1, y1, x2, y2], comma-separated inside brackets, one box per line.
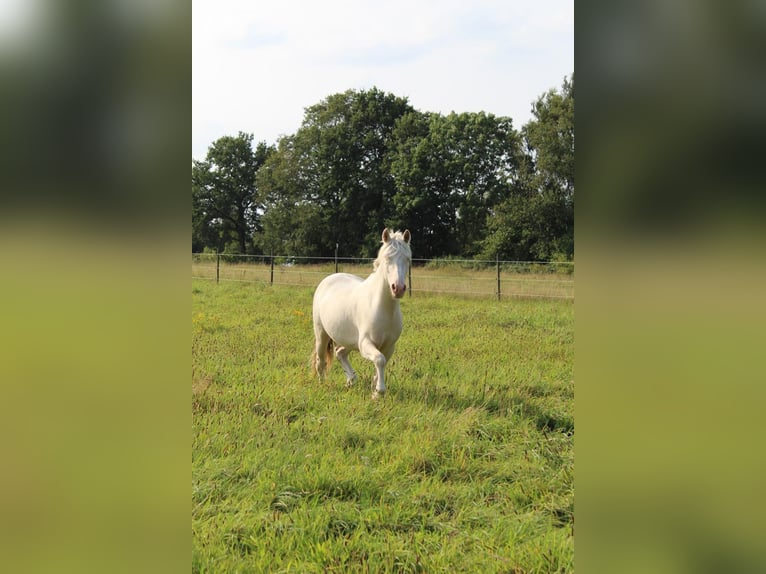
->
[373, 230, 412, 271]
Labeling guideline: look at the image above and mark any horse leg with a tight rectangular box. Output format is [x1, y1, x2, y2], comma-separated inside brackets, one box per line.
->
[335, 346, 357, 387]
[359, 338, 387, 399]
[313, 328, 331, 382]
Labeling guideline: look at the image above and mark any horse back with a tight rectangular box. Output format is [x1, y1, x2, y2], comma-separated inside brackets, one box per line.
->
[314, 273, 363, 304]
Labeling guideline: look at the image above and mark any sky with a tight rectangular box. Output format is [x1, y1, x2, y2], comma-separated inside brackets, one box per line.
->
[192, 0, 573, 160]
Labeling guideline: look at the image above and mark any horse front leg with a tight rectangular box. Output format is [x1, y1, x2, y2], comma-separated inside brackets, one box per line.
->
[359, 338, 387, 399]
[335, 346, 358, 387]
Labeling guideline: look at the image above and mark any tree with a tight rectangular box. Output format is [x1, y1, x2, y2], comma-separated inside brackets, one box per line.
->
[524, 74, 574, 201]
[482, 75, 574, 261]
[481, 192, 573, 261]
[387, 111, 456, 258]
[389, 111, 521, 257]
[192, 132, 273, 253]
[255, 88, 414, 257]
[256, 135, 324, 256]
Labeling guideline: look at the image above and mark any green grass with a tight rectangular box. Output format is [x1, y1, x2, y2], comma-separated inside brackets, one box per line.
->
[192, 279, 573, 573]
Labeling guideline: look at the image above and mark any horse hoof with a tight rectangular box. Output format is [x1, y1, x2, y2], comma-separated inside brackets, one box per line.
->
[372, 390, 385, 400]
[345, 379, 356, 388]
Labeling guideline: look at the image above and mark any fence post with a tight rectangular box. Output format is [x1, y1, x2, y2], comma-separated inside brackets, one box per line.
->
[270, 251, 274, 285]
[216, 252, 220, 284]
[335, 243, 339, 273]
[496, 254, 501, 301]
[408, 263, 412, 297]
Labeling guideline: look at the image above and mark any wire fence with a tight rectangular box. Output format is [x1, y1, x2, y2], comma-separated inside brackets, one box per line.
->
[192, 252, 574, 301]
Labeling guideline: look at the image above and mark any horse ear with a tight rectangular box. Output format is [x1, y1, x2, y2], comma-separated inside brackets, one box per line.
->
[382, 228, 390, 243]
[403, 229, 411, 243]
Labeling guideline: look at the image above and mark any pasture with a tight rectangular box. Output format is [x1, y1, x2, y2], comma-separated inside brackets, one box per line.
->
[192, 278, 574, 573]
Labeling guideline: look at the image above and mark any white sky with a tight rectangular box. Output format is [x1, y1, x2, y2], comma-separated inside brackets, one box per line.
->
[192, 0, 573, 160]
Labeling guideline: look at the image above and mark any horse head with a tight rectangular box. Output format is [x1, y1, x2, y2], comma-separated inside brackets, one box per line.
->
[376, 228, 412, 299]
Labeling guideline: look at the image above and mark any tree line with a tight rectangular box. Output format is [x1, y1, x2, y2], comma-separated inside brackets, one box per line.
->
[193, 75, 573, 261]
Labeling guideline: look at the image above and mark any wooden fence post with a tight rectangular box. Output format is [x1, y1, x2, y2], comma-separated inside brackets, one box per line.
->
[335, 243, 339, 273]
[270, 252, 274, 285]
[216, 252, 220, 284]
[496, 254, 501, 301]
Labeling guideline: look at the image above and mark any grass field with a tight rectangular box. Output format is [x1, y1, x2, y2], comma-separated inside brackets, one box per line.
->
[192, 278, 574, 573]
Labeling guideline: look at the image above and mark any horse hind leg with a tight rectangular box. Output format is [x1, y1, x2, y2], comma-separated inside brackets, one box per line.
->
[335, 346, 358, 387]
[313, 329, 333, 381]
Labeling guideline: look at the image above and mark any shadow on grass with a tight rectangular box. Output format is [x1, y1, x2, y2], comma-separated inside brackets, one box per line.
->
[391, 383, 574, 435]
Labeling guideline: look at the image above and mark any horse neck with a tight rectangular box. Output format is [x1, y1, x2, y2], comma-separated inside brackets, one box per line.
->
[367, 263, 399, 311]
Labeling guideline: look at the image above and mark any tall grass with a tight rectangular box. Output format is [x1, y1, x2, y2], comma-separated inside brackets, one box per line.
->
[192, 279, 573, 573]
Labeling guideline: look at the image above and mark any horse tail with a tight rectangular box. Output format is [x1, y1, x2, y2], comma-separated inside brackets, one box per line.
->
[311, 339, 334, 376]
[324, 339, 334, 372]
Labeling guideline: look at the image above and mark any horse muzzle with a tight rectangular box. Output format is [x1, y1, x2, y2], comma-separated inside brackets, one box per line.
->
[391, 283, 406, 298]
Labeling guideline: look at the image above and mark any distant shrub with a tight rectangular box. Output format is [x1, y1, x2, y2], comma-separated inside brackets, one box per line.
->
[420, 256, 573, 275]
[421, 256, 492, 271]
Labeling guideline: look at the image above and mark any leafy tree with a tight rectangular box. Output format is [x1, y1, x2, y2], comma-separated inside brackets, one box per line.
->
[386, 111, 455, 257]
[256, 135, 324, 256]
[481, 192, 573, 261]
[482, 75, 574, 261]
[524, 74, 574, 200]
[389, 111, 521, 257]
[192, 132, 273, 253]
[256, 88, 414, 257]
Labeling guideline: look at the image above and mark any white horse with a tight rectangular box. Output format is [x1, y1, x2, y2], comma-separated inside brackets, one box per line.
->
[312, 228, 412, 399]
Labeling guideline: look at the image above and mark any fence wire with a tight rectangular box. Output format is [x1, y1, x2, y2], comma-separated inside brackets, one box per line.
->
[192, 253, 573, 301]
